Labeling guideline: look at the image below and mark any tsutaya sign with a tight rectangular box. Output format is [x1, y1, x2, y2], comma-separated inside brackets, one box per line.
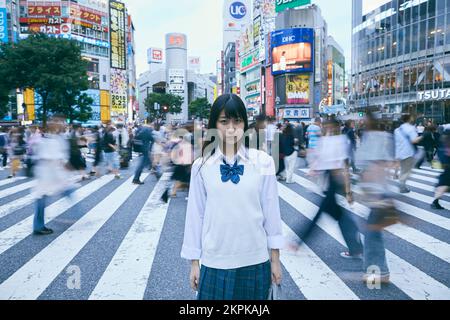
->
[417, 89, 450, 101]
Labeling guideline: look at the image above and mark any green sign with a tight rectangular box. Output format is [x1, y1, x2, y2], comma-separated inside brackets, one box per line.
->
[276, 0, 311, 13]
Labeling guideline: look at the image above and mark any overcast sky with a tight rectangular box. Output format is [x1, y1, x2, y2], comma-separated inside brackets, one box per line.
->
[124, 0, 352, 77]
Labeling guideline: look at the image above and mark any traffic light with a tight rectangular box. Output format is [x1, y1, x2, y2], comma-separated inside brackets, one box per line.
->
[162, 105, 169, 113]
[359, 112, 365, 118]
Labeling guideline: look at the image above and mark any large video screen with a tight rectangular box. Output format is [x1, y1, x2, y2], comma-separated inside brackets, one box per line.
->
[271, 28, 314, 76]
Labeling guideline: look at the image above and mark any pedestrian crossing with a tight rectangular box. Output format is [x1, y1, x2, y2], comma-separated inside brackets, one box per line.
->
[0, 164, 448, 300]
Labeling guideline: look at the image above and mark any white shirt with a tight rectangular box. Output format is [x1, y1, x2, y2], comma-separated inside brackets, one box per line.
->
[311, 134, 349, 171]
[181, 146, 284, 270]
[395, 123, 418, 160]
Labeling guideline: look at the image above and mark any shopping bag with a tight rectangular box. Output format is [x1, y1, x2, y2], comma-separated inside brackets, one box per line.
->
[267, 284, 283, 300]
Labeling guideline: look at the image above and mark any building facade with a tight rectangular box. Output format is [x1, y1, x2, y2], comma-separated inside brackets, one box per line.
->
[6, 0, 136, 124]
[352, 0, 450, 123]
[1, 0, 19, 44]
[137, 34, 216, 124]
[326, 36, 346, 106]
[223, 42, 236, 94]
[272, 4, 329, 121]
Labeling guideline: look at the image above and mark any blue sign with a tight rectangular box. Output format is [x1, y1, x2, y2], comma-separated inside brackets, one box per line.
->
[230, 2, 247, 19]
[270, 28, 314, 76]
[0, 6, 8, 44]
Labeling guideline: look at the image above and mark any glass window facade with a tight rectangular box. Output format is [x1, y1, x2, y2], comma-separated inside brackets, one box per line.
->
[352, 0, 450, 123]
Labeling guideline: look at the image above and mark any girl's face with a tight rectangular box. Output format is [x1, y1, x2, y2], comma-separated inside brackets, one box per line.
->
[216, 110, 245, 146]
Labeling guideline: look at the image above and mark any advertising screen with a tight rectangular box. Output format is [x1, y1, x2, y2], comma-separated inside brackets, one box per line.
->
[286, 74, 310, 105]
[271, 28, 314, 75]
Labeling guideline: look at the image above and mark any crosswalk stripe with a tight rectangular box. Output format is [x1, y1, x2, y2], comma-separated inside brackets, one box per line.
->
[293, 174, 450, 262]
[0, 194, 35, 219]
[89, 173, 171, 300]
[0, 174, 148, 300]
[420, 166, 444, 173]
[413, 169, 441, 177]
[0, 181, 36, 200]
[278, 183, 450, 300]
[388, 171, 439, 184]
[0, 175, 115, 257]
[385, 185, 450, 211]
[0, 177, 27, 188]
[281, 223, 359, 300]
[295, 173, 450, 231]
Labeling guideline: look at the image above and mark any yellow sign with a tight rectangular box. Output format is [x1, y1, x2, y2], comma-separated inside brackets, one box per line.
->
[24, 89, 35, 121]
[100, 90, 111, 122]
[111, 94, 127, 114]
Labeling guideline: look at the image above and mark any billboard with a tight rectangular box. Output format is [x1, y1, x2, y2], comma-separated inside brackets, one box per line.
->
[147, 48, 164, 64]
[110, 69, 128, 114]
[110, 1, 126, 70]
[286, 74, 310, 105]
[271, 28, 314, 76]
[276, 0, 311, 13]
[168, 69, 186, 96]
[0, 0, 7, 43]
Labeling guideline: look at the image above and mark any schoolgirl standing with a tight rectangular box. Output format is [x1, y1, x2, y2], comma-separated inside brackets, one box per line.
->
[181, 94, 284, 300]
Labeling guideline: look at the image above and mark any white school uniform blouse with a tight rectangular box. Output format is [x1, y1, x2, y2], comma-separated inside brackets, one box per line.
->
[181, 146, 285, 270]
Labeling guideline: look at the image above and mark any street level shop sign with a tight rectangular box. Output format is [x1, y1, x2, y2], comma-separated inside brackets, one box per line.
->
[417, 89, 450, 101]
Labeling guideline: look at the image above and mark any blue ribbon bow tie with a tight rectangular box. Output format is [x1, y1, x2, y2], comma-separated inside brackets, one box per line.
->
[220, 159, 244, 184]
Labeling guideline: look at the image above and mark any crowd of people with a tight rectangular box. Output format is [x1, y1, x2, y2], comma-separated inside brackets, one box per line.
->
[0, 115, 202, 235]
[1, 94, 449, 299]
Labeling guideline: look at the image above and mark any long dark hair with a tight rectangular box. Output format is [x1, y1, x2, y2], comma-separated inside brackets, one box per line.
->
[201, 94, 249, 158]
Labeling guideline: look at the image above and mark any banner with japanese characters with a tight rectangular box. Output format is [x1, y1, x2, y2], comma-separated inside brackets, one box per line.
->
[109, 1, 126, 70]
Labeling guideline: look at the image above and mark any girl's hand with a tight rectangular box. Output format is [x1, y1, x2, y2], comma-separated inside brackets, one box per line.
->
[271, 260, 283, 285]
[190, 261, 200, 291]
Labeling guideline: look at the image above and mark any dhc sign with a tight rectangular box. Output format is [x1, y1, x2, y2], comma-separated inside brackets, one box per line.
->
[230, 2, 247, 19]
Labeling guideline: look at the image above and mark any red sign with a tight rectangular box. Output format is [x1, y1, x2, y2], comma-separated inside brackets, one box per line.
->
[153, 50, 163, 61]
[28, 6, 61, 17]
[70, 7, 102, 24]
[265, 67, 275, 117]
[169, 35, 184, 46]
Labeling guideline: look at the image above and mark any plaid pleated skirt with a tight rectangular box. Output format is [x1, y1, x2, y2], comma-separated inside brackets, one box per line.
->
[197, 261, 271, 300]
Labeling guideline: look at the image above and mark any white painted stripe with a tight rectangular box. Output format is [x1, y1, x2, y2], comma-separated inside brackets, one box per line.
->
[0, 194, 35, 219]
[412, 169, 441, 177]
[0, 181, 36, 200]
[0, 175, 115, 257]
[281, 223, 359, 300]
[388, 171, 438, 184]
[421, 166, 444, 173]
[0, 175, 148, 300]
[293, 174, 450, 262]
[89, 174, 171, 300]
[294, 174, 450, 231]
[0, 177, 27, 188]
[278, 183, 450, 300]
[397, 180, 436, 193]
[384, 185, 450, 211]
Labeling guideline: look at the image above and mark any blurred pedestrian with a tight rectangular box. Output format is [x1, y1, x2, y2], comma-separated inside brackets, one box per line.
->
[103, 125, 121, 179]
[32, 115, 76, 235]
[132, 124, 153, 185]
[431, 130, 450, 210]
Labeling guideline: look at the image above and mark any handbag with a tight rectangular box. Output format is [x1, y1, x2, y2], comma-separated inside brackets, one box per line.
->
[267, 284, 283, 300]
[367, 202, 400, 231]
